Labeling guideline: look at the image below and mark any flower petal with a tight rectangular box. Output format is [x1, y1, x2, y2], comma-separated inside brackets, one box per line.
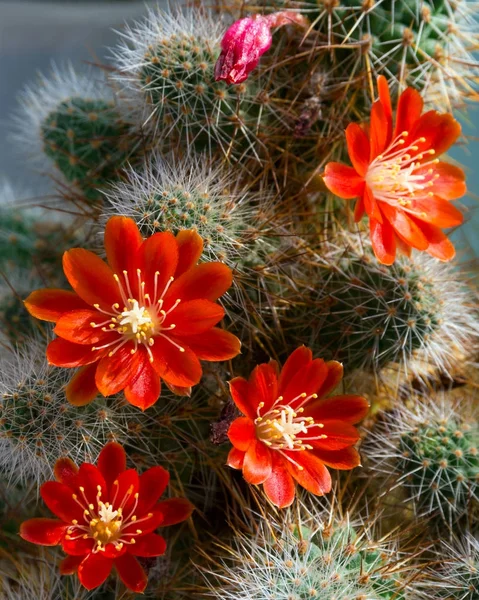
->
[20, 518, 66, 546]
[345, 123, 371, 176]
[114, 553, 147, 593]
[412, 218, 456, 261]
[306, 395, 369, 424]
[62, 535, 95, 556]
[354, 196, 366, 221]
[150, 336, 202, 387]
[185, 328, 241, 361]
[306, 420, 360, 450]
[243, 440, 272, 485]
[97, 442, 127, 494]
[229, 377, 256, 419]
[65, 363, 99, 407]
[380, 203, 429, 250]
[127, 533, 167, 557]
[54, 309, 112, 346]
[47, 338, 102, 368]
[263, 462, 296, 508]
[316, 361, 344, 398]
[394, 86, 423, 138]
[227, 447, 245, 469]
[421, 161, 466, 200]
[412, 110, 461, 157]
[104, 216, 143, 277]
[370, 216, 396, 265]
[409, 196, 464, 228]
[281, 359, 328, 408]
[363, 186, 383, 223]
[278, 346, 312, 395]
[369, 98, 389, 158]
[137, 231, 179, 304]
[24, 289, 89, 322]
[78, 553, 113, 590]
[40, 481, 84, 522]
[156, 498, 194, 526]
[76, 463, 108, 505]
[125, 353, 162, 410]
[165, 263, 233, 306]
[123, 506, 165, 535]
[54, 457, 79, 486]
[110, 469, 139, 513]
[95, 343, 141, 397]
[377, 75, 392, 132]
[228, 417, 256, 452]
[175, 229, 204, 276]
[323, 163, 365, 199]
[167, 299, 225, 336]
[311, 447, 361, 470]
[60, 555, 84, 575]
[137, 466, 170, 514]
[63, 249, 120, 312]
[283, 451, 331, 496]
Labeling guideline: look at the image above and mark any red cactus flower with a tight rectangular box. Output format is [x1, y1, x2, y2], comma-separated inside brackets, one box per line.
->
[226, 346, 369, 508]
[215, 11, 308, 85]
[323, 76, 466, 265]
[20, 442, 193, 592]
[24, 216, 240, 410]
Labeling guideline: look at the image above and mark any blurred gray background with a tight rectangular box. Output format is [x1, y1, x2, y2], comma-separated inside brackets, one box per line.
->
[0, 0, 477, 254]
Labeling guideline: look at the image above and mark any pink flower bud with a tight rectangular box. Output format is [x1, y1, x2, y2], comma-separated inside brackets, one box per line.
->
[215, 12, 308, 85]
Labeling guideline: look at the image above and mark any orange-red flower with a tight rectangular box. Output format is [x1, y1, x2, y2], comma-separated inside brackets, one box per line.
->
[20, 442, 193, 593]
[227, 347, 369, 508]
[24, 216, 241, 410]
[323, 76, 466, 265]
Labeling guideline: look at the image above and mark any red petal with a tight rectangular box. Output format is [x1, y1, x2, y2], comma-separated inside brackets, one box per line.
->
[76, 463, 107, 505]
[40, 481, 83, 522]
[227, 417, 256, 452]
[345, 123, 370, 176]
[354, 196, 366, 221]
[249, 362, 279, 413]
[104, 216, 143, 278]
[166, 263, 233, 306]
[370, 216, 396, 265]
[278, 346, 312, 395]
[54, 457, 79, 486]
[97, 442, 127, 493]
[47, 338, 102, 368]
[150, 336, 202, 387]
[127, 533, 167, 557]
[229, 377, 256, 419]
[24, 289, 89, 322]
[137, 231, 179, 305]
[110, 469, 139, 514]
[410, 196, 464, 228]
[63, 249, 120, 312]
[60, 554, 84, 575]
[281, 358, 328, 408]
[165, 381, 191, 396]
[20, 518, 66, 546]
[420, 161, 466, 200]
[78, 553, 113, 590]
[306, 395, 369, 424]
[95, 344, 141, 396]
[227, 447, 245, 469]
[185, 328, 241, 361]
[369, 98, 389, 158]
[168, 299, 225, 336]
[114, 553, 147, 593]
[363, 187, 383, 223]
[243, 440, 272, 485]
[394, 86, 423, 138]
[412, 218, 456, 261]
[306, 420, 360, 450]
[323, 162, 365, 199]
[175, 229, 204, 276]
[312, 447, 361, 470]
[123, 506, 165, 535]
[125, 354, 161, 410]
[62, 535, 95, 556]
[65, 363, 99, 407]
[137, 466, 170, 514]
[377, 75, 392, 133]
[316, 361, 344, 398]
[54, 309, 112, 346]
[283, 451, 331, 496]
[380, 203, 429, 250]
[156, 497, 194, 526]
[412, 111, 461, 157]
[263, 462, 296, 508]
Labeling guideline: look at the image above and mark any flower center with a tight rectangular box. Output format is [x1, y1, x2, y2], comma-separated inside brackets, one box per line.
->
[254, 393, 327, 467]
[366, 131, 439, 208]
[90, 269, 184, 361]
[65, 482, 155, 553]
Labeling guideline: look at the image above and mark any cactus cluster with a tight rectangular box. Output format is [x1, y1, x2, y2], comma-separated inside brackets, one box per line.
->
[435, 534, 479, 599]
